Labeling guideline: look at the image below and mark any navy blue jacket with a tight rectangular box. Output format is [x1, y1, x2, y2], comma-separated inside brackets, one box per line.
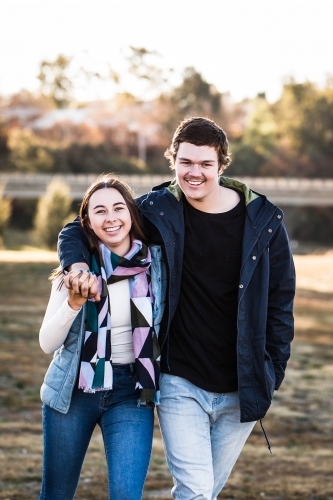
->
[58, 176, 295, 423]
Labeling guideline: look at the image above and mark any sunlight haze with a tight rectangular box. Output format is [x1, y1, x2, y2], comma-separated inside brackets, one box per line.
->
[1, 0, 333, 102]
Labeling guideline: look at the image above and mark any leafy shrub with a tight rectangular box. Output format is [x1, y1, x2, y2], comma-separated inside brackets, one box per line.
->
[0, 185, 11, 246]
[8, 129, 54, 172]
[34, 178, 71, 249]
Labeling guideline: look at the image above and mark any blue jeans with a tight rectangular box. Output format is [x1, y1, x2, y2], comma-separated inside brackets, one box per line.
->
[40, 364, 154, 500]
[157, 374, 256, 500]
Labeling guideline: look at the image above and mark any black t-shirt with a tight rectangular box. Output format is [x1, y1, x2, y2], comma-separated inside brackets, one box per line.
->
[161, 192, 245, 392]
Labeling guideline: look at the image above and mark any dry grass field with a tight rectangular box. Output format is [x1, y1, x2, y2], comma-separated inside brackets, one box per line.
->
[0, 251, 332, 500]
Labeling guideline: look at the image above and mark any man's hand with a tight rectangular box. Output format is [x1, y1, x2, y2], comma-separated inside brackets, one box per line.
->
[64, 263, 101, 303]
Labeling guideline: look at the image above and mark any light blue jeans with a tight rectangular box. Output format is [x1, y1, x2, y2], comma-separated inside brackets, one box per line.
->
[157, 374, 256, 500]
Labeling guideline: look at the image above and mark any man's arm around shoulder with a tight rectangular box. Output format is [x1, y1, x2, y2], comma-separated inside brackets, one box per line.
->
[58, 216, 90, 270]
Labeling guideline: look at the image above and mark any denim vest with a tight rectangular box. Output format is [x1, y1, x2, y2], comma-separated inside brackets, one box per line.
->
[40, 245, 167, 414]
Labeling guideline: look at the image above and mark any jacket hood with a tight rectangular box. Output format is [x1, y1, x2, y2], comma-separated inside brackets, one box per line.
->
[154, 176, 261, 206]
[148, 175, 281, 230]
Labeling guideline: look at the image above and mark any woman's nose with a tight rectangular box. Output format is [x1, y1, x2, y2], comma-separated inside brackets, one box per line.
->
[106, 212, 117, 222]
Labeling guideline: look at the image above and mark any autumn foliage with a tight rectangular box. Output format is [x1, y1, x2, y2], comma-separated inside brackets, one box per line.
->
[0, 53, 332, 179]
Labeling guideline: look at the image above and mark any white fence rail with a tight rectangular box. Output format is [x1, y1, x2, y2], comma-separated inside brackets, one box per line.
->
[1, 173, 333, 206]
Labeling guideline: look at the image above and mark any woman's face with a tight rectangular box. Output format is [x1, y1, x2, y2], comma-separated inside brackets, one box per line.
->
[87, 187, 132, 256]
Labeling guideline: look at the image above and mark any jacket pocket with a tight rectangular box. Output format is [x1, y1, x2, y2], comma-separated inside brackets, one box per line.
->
[43, 349, 73, 391]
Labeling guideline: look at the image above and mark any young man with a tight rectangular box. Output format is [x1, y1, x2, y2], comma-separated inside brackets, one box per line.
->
[58, 117, 295, 499]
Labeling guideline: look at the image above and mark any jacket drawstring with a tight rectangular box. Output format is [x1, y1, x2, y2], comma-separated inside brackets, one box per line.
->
[260, 419, 272, 454]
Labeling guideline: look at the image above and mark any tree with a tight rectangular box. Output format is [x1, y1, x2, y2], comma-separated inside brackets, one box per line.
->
[231, 95, 278, 176]
[8, 129, 54, 172]
[160, 67, 228, 138]
[0, 185, 11, 247]
[171, 67, 222, 116]
[265, 80, 333, 177]
[7, 89, 52, 110]
[38, 54, 73, 108]
[0, 117, 10, 171]
[124, 46, 173, 100]
[34, 178, 72, 249]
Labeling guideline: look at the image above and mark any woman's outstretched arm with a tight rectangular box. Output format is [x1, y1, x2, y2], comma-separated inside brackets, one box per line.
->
[39, 276, 82, 354]
[39, 271, 98, 354]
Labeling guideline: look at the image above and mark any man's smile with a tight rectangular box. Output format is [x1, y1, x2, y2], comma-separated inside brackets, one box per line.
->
[185, 179, 205, 186]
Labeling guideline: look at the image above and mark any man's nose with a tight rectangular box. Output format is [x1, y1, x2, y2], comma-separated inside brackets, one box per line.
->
[189, 163, 201, 176]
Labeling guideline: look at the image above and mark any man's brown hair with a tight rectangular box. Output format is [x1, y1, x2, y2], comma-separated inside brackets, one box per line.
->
[164, 117, 231, 173]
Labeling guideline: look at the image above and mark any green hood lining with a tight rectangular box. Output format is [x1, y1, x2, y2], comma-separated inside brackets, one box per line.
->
[167, 176, 260, 206]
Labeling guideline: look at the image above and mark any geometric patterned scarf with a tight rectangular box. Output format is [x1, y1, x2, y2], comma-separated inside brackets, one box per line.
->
[78, 239, 160, 404]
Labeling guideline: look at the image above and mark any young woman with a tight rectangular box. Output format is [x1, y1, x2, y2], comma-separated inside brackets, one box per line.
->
[39, 174, 166, 500]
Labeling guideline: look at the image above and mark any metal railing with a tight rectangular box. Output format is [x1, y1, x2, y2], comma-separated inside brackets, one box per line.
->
[1, 173, 333, 206]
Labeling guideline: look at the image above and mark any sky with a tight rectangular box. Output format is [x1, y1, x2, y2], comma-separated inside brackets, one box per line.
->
[1, 0, 333, 103]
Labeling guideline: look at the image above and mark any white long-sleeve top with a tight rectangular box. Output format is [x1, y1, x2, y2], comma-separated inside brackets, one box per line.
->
[39, 276, 135, 364]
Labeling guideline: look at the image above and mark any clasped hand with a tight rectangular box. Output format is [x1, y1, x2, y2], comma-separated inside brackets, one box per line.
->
[63, 267, 101, 310]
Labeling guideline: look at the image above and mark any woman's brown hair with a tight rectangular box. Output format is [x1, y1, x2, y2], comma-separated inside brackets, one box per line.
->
[79, 173, 148, 252]
[50, 174, 147, 282]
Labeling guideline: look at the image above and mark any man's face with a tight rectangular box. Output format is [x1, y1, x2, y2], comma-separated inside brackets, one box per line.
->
[175, 142, 220, 205]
